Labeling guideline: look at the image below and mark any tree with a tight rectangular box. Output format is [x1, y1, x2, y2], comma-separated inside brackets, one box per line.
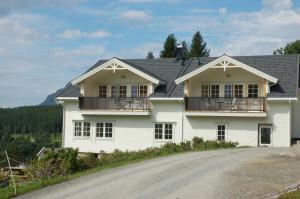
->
[160, 34, 177, 58]
[181, 40, 190, 59]
[189, 31, 210, 57]
[146, 51, 154, 59]
[273, 40, 300, 55]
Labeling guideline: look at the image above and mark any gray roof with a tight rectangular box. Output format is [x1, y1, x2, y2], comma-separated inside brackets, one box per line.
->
[58, 55, 300, 98]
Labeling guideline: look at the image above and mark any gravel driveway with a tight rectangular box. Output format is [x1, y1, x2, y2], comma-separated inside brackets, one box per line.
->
[16, 147, 300, 199]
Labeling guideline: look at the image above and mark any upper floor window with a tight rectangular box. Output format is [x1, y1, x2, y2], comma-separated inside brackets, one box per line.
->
[234, 85, 243, 98]
[74, 121, 90, 137]
[211, 85, 219, 98]
[154, 123, 173, 141]
[96, 122, 113, 139]
[224, 85, 232, 98]
[201, 85, 209, 97]
[119, 86, 127, 97]
[99, 85, 107, 97]
[131, 85, 138, 98]
[248, 84, 258, 98]
[139, 86, 148, 97]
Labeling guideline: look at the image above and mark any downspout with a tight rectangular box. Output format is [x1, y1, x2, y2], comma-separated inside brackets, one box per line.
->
[57, 100, 65, 148]
[181, 98, 184, 142]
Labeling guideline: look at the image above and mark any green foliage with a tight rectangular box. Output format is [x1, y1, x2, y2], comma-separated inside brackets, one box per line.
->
[181, 40, 190, 59]
[192, 137, 204, 149]
[189, 31, 210, 57]
[160, 34, 177, 58]
[279, 189, 300, 199]
[146, 51, 154, 59]
[192, 137, 237, 150]
[0, 105, 62, 135]
[273, 40, 300, 55]
[28, 148, 79, 180]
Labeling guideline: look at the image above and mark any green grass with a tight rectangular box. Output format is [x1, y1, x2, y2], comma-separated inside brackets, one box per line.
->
[280, 189, 300, 199]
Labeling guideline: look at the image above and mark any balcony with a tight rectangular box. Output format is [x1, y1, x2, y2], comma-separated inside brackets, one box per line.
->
[78, 97, 151, 115]
[184, 97, 266, 117]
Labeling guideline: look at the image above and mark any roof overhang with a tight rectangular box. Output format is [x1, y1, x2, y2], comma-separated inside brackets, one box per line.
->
[71, 57, 160, 85]
[175, 55, 278, 84]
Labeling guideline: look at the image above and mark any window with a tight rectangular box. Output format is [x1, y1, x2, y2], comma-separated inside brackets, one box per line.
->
[155, 124, 163, 139]
[74, 121, 90, 138]
[154, 123, 173, 140]
[119, 86, 127, 97]
[111, 85, 119, 98]
[83, 122, 90, 137]
[201, 85, 209, 97]
[217, 124, 225, 141]
[248, 84, 258, 98]
[74, 122, 82, 136]
[224, 85, 232, 98]
[234, 85, 243, 98]
[96, 122, 113, 139]
[131, 85, 138, 98]
[99, 85, 107, 97]
[211, 85, 219, 98]
[139, 86, 148, 97]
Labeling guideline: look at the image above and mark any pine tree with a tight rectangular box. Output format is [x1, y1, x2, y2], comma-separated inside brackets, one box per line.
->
[189, 31, 210, 57]
[273, 40, 300, 55]
[181, 40, 190, 59]
[160, 34, 177, 58]
[146, 51, 154, 59]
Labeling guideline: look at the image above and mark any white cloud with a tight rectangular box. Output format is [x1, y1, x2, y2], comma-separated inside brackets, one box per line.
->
[120, 10, 152, 23]
[129, 42, 162, 58]
[51, 45, 107, 59]
[59, 29, 111, 39]
[218, 7, 227, 15]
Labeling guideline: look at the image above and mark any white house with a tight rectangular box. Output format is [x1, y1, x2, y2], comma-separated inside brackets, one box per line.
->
[56, 49, 300, 153]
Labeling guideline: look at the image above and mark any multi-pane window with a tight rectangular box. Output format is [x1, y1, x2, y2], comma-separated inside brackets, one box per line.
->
[211, 85, 219, 98]
[224, 85, 232, 98]
[234, 85, 243, 98]
[131, 85, 138, 98]
[139, 86, 148, 97]
[201, 85, 209, 97]
[74, 121, 90, 137]
[74, 122, 82, 136]
[217, 124, 225, 141]
[248, 84, 258, 98]
[154, 123, 173, 140]
[119, 86, 127, 97]
[83, 122, 90, 137]
[96, 122, 113, 138]
[99, 85, 107, 97]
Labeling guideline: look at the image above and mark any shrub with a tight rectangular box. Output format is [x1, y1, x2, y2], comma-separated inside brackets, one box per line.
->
[78, 153, 99, 170]
[192, 137, 204, 149]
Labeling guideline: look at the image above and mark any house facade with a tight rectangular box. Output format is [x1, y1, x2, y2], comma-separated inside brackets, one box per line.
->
[57, 51, 300, 153]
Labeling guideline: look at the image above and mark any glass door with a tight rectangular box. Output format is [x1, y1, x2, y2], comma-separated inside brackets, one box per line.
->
[259, 126, 272, 146]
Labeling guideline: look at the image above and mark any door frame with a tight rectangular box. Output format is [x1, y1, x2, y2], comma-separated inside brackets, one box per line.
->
[258, 124, 273, 147]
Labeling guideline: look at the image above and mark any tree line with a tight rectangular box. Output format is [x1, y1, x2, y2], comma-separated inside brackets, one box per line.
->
[146, 31, 210, 59]
[0, 105, 62, 135]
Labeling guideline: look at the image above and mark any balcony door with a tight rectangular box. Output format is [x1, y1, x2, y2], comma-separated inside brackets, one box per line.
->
[258, 125, 272, 146]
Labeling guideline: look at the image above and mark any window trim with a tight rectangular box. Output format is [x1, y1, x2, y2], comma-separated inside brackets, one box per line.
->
[224, 84, 233, 98]
[154, 122, 175, 142]
[234, 84, 243, 98]
[98, 85, 107, 97]
[211, 84, 220, 98]
[95, 121, 115, 141]
[73, 121, 91, 140]
[248, 84, 259, 98]
[216, 124, 226, 141]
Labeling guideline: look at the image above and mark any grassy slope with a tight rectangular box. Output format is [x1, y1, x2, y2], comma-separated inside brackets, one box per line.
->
[280, 189, 300, 199]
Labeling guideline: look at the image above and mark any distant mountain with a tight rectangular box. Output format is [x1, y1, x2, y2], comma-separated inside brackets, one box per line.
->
[39, 88, 64, 106]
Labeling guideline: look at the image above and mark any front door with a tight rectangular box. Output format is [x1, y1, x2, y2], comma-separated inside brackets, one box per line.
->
[259, 125, 272, 146]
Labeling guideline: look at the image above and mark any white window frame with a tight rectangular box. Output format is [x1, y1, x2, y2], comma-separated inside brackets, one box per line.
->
[248, 84, 259, 98]
[224, 84, 232, 98]
[234, 84, 243, 98]
[73, 121, 91, 139]
[98, 85, 107, 97]
[216, 124, 226, 141]
[95, 121, 114, 140]
[201, 84, 209, 97]
[211, 84, 220, 98]
[154, 123, 174, 142]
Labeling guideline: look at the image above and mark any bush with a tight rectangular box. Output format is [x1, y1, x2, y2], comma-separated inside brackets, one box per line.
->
[78, 153, 99, 170]
[27, 148, 79, 180]
[192, 137, 204, 149]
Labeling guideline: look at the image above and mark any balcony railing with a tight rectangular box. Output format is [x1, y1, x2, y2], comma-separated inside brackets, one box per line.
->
[185, 97, 266, 112]
[79, 97, 150, 111]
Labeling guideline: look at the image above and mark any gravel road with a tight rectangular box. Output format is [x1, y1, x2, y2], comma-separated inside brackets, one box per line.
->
[16, 147, 300, 199]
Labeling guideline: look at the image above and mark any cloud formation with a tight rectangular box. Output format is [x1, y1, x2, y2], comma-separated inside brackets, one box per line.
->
[59, 29, 111, 39]
[120, 10, 152, 23]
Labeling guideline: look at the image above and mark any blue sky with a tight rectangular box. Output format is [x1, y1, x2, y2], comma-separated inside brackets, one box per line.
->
[0, 0, 300, 107]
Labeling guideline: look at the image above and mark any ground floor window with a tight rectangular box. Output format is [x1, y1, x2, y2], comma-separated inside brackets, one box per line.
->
[96, 122, 113, 139]
[155, 123, 173, 141]
[217, 124, 225, 141]
[74, 121, 90, 138]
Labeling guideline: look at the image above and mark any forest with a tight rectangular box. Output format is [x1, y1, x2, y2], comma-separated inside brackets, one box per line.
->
[0, 105, 62, 162]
